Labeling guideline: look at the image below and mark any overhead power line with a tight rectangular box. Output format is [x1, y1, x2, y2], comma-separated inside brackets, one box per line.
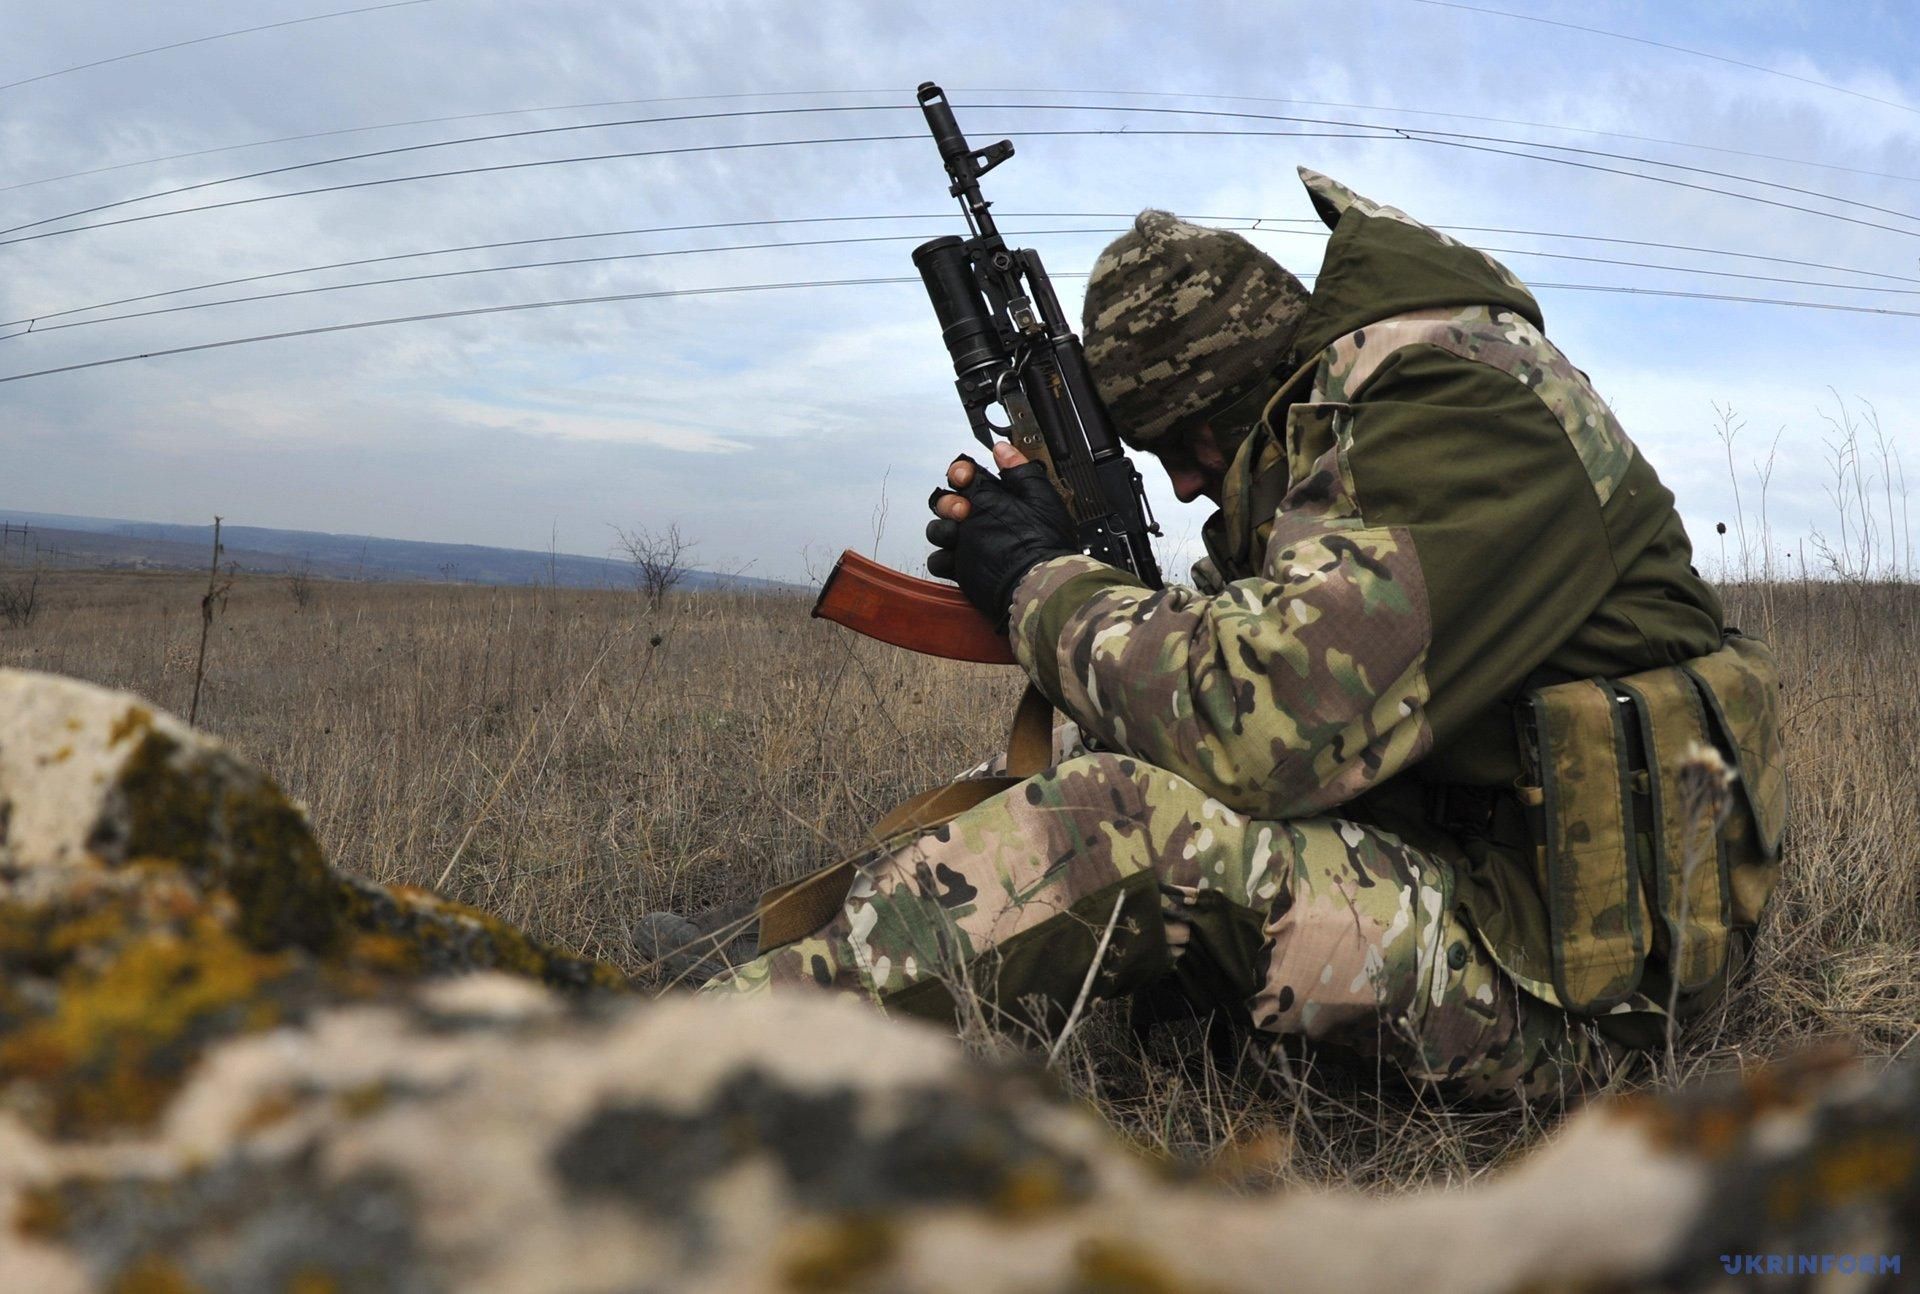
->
[0, 0, 445, 93]
[0, 104, 917, 235]
[1405, 0, 1920, 117]
[0, 229, 1121, 338]
[0, 89, 898, 194]
[0, 128, 1401, 249]
[1410, 134, 1920, 240]
[0, 277, 916, 383]
[4, 272, 1916, 387]
[11, 100, 1917, 243]
[0, 215, 971, 328]
[972, 88, 1920, 188]
[11, 208, 1919, 336]
[14, 84, 1914, 199]
[11, 221, 1920, 344]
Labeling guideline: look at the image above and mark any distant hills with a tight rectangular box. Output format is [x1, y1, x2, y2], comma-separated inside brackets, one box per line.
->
[0, 508, 803, 594]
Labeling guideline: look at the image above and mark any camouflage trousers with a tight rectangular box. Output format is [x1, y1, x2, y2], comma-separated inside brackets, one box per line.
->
[704, 738, 1614, 1105]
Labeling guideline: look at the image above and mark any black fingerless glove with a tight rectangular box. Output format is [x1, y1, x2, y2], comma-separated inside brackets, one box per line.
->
[926, 458, 1077, 630]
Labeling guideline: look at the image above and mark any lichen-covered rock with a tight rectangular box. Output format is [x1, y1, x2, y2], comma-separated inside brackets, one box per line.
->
[1, 668, 1915, 1292]
[0, 669, 623, 1140]
[7, 988, 1916, 1293]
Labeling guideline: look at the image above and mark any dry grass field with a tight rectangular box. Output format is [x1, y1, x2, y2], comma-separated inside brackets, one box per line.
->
[2, 562, 1915, 1189]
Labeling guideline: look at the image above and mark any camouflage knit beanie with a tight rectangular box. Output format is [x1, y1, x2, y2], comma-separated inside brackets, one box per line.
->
[1081, 210, 1309, 451]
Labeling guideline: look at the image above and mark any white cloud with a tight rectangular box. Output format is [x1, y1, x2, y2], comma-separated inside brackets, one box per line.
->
[423, 395, 751, 451]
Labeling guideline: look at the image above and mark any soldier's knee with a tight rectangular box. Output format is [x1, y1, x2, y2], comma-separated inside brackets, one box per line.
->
[1250, 894, 1397, 1042]
[1246, 819, 1439, 1038]
[1023, 751, 1168, 817]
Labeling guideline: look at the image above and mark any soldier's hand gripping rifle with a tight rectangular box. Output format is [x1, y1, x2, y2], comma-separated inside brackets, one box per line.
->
[813, 83, 1164, 664]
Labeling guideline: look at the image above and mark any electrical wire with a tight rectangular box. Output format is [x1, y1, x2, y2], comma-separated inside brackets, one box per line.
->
[0, 90, 893, 193]
[2, 230, 1119, 337]
[0, 128, 1400, 249]
[12, 209, 1920, 335]
[0, 105, 923, 236]
[0, 0, 445, 93]
[13, 221, 1920, 344]
[15, 82, 1915, 199]
[1404, 0, 1920, 118]
[5, 272, 1917, 386]
[11, 100, 1916, 243]
[0, 216, 971, 328]
[0, 277, 920, 382]
[1406, 133, 1920, 240]
[971, 87, 1920, 187]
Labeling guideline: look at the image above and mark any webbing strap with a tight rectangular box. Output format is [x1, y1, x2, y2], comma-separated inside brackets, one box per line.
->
[754, 683, 1054, 954]
[1003, 680, 1055, 779]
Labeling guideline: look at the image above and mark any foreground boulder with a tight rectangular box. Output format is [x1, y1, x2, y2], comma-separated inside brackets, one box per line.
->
[1, 668, 1913, 1292]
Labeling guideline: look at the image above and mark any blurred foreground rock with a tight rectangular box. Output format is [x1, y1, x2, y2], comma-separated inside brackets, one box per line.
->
[1, 668, 1913, 1292]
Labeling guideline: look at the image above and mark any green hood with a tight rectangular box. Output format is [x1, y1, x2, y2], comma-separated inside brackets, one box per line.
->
[1287, 169, 1544, 364]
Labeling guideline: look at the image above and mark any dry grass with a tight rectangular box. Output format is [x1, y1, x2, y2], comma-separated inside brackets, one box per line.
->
[0, 571, 1025, 960]
[2, 566, 1914, 1190]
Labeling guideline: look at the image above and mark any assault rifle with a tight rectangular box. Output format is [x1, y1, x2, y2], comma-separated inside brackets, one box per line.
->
[813, 82, 1164, 663]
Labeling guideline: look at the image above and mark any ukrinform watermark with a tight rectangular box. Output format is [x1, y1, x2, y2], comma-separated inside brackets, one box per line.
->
[1721, 1253, 1901, 1276]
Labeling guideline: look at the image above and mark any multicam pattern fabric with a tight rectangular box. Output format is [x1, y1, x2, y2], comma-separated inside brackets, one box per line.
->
[707, 752, 1611, 1104]
[1313, 304, 1638, 505]
[1243, 809, 1609, 1100]
[1012, 540, 1432, 825]
[1081, 209, 1310, 450]
[1297, 167, 1532, 298]
[1009, 372, 1434, 824]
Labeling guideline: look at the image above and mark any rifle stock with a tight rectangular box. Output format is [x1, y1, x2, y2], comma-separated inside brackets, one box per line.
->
[812, 550, 1015, 664]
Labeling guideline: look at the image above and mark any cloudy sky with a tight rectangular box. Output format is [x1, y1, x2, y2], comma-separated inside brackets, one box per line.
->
[4, 0, 1918, 583]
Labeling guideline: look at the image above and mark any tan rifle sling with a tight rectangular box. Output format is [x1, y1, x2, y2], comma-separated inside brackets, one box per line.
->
[754, 683, 1054, 953]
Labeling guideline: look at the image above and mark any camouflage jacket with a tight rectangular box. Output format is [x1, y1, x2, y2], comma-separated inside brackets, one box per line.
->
[1009, 169, 1730, 1003]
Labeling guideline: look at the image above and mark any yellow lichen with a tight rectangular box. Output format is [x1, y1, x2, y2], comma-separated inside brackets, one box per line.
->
[1071, 1238, 1203, 1294]
[286, 1269, 341, 1294]
[113, 731, 215, 868]
[1814, 1132, 1916, 1199]
[11, 1184, 68, 1238]
[336, 1082, 392, 1120]
[237, 1090, 302, 1134]
[990, 1162, 1076, 1219]
[113, 730, 342, 953]
[1770, 1131, 1919, 1222]
[334, 878, 625, 990]
[780, 1215, 898, 1292]
[0, 912, 294, 1134]
[42, 900, 143, 959]
[108, 705, 153, 748]
[345, 933, 423, 976]
[107, 1255, 202, 1294]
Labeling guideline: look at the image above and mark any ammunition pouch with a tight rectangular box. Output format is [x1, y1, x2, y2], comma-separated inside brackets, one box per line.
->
[1516, 632, 1786, 1014]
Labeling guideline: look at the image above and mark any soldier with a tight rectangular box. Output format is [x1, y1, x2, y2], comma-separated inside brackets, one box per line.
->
[691, 169, 1785, 1104]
